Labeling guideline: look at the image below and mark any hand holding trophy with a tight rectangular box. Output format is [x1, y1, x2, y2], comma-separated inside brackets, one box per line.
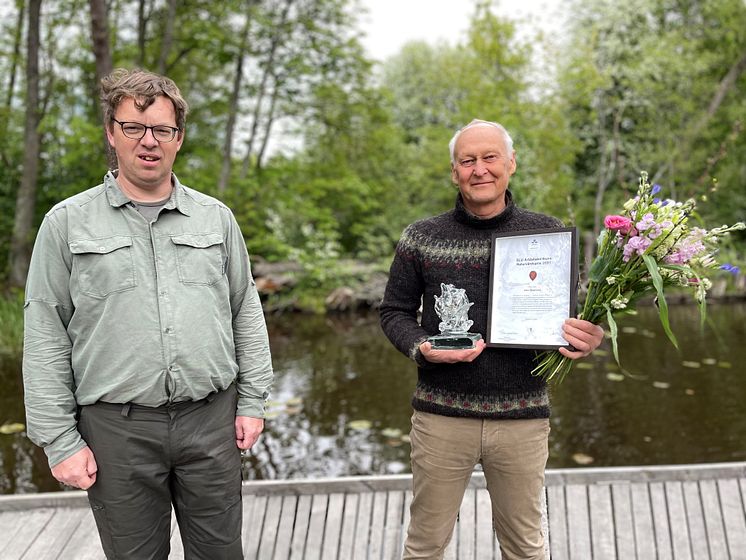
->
[426, 283, 483, 350]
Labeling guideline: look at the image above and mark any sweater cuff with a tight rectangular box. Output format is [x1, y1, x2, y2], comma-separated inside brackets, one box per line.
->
[410, 336, 436, 369]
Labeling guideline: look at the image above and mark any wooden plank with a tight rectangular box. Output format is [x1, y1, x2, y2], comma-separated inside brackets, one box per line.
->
[58, 508, 103, 559]
[337, 493, 359, 560]
[368, 491, 387, 560]
[682, 480, 710, 560]
[321, 493, 344, 560]
[290, 495, 312, 559]
[399, 490, 413, 558]
[717, 478, 746, 557]
[649, 482, 673, 559]
[540, 489, 548, 560]
[19, 507, 86, 560]
[700, 479, 728, 559]
[272, 495, 297, 560]
[458, 488, 476, 560]
[630, 482, 656, 559]
[565, 484, 591, 559]
[475, 488, 494, 558]
[665, 481, 692, 560]
[352, 491, 373, 559]
[381, 490, 404, 560]
[0, 511, 27, 557]
[304, 494, 328, 560]
[170, 509, 185, 560]
[243, 494, 268, 558]
[610, 484, 635, 559]
[1, 508, 54, 559]
[588, 484, 616, 559]
[547, 485, 568, 560]
[257, 495, 283, 559]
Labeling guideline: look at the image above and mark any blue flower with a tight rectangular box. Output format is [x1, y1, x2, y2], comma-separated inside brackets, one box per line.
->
[652, 183, 662, 195]
[720, 263, 740, 275]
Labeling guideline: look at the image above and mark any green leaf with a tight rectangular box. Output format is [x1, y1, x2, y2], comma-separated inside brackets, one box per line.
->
[604, 304, 621, 367]
[642, 254, 678, 349]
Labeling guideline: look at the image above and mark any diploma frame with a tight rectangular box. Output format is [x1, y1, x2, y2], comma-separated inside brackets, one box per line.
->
[487, 227, 578, 349]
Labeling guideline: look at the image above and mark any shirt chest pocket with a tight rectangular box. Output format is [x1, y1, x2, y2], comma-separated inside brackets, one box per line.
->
[170, 233, 225, 286]
[69, 236, 136, 298]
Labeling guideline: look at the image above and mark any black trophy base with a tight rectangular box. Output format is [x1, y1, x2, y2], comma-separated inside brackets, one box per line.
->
[427, 332, 482, 350]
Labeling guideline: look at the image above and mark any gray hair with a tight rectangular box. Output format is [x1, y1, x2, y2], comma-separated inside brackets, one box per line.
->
[448, 119, 514, 164]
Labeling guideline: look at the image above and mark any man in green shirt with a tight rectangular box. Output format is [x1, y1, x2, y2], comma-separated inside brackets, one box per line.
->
[23, 68, 273, 559]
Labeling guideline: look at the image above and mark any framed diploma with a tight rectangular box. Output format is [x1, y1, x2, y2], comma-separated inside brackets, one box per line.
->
[487, 227, 578, 349]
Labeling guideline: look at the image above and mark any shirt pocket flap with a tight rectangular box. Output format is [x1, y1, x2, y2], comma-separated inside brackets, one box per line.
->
[69, 236, 133, 255]
[171, 233, 224, 249]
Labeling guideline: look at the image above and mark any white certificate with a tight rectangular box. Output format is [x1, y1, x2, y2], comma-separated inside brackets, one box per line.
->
[487, 227, 578, 348]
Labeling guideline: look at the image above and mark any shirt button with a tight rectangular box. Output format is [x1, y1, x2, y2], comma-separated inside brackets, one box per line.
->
[164, 327, 173, 334]
[99, 246, 106, 251]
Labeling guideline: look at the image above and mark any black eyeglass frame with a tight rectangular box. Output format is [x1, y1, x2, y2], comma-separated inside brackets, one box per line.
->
[112, 118, 181, 142]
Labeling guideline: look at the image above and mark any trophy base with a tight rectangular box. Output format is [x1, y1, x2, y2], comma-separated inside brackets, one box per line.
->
[427, 332, 482, 350]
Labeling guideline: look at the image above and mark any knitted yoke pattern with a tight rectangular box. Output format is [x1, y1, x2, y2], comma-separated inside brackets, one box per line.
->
[380, 192, 562, 419]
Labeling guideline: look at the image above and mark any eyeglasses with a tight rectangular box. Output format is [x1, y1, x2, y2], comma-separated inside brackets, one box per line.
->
[457, 154, 502, 168]
[112, 119, 181, 142]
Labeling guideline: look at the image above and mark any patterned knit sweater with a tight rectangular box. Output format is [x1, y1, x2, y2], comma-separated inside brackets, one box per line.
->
[380, 191, 562, 419]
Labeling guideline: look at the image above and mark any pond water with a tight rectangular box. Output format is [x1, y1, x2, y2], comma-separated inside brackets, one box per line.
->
[1, 302, 745, 494]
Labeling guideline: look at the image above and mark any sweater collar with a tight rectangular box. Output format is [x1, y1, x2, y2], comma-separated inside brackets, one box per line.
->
[453, 190, 515, 229]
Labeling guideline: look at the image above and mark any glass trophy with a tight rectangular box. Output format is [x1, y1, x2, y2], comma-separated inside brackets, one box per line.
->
[427, 283, 483, 349]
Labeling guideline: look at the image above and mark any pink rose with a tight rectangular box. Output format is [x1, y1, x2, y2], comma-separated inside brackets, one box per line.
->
[604, 215, 635, 235]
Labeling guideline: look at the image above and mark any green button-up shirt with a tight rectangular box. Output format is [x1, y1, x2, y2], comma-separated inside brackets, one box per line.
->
[23, 172, 273, 467]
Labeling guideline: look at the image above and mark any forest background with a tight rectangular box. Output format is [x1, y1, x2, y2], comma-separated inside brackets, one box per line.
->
[1, 0, 745, 317]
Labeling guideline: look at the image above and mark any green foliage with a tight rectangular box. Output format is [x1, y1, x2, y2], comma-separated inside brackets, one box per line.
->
[0, 291, 24, 359]
[0, 0, 743, 301]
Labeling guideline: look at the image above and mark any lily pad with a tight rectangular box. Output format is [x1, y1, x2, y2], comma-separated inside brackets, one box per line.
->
[575, 362, 594, 370]
[681, 361, 701, 369]
[701, 358, 717, 365]
[572, 453, 594, 465]
[653, 381, 670, 389]
[285, 397, 304, 407]
[717, 361, 732, 369]
[381, 428, 402, 439]
[348, 419, 373, 431]
[606, 373, 625, 382]
[0, 423, 25, 435]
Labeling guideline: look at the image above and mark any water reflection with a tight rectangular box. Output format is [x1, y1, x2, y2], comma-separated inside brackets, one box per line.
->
[2, 303, 745, 494]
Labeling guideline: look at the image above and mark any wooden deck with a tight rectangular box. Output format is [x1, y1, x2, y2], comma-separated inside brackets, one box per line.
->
[1, 461, 744, 559]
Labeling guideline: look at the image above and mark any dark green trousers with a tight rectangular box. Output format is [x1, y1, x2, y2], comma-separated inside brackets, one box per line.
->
[78, 385, 243, 560]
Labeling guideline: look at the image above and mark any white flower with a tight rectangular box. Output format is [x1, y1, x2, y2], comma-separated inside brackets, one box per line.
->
[610, 296, 629, 309]
[606, 276, 617, 285]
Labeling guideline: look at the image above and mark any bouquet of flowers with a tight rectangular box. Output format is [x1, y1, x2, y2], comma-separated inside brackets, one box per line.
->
[532, 172, 744, 383]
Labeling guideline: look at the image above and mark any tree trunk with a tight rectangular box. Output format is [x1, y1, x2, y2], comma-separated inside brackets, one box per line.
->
[88, 0, 115, 169]
[240, 0, 293, 179]
[652, 48, 746, 185]
[156, 0, 178, 74]
[255, 72, 280, 173]
[137, 0, 147, 66]
[8, 0, 41, 289]
[218, 2, 256, 194]
[1, 0, 26, 166]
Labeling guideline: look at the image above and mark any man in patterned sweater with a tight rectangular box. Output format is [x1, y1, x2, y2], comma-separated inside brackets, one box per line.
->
[380, 119, 604, 560]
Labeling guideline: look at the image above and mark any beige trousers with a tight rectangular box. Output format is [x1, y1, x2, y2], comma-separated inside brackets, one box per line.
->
[403, 411, 550, 560]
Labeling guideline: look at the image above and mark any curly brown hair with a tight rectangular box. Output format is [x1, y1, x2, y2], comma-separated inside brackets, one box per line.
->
[100, 68, 189, 131]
